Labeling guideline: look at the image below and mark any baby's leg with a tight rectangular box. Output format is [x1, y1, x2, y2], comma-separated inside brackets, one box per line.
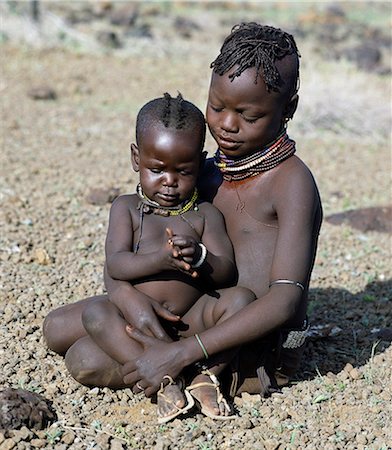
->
[43, 295, 107, 355]
[181, 286, 256, 418]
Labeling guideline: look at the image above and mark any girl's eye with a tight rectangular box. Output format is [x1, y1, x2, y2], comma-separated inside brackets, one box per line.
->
[150, 168, 162, 174]
[210, 104, 223, 112]
[241, 114, 258, 123]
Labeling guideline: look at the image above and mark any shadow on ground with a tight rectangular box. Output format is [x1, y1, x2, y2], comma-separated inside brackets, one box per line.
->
[298, 278, 391, 380]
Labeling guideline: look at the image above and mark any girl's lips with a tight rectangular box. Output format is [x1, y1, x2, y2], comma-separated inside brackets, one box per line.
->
[216, 135, 241, 150]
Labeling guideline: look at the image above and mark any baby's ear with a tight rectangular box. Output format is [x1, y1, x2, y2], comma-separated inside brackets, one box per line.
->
[284, 93, 299, 120]
[130, 143, 140, 172]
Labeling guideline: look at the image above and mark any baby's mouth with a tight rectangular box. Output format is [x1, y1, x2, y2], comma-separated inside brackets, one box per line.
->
[157, 192, 178, 203]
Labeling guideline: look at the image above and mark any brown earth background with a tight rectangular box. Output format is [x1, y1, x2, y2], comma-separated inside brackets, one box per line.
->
[1, 1, 391, 449]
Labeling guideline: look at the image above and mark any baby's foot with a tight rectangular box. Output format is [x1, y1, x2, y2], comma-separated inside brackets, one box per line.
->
[187, 372, 235, 419]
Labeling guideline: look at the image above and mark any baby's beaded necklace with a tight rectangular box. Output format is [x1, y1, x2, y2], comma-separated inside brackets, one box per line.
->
[136, 184, 199, 216]
[134, 184, 199, 253]
[214, 131, 296, 181]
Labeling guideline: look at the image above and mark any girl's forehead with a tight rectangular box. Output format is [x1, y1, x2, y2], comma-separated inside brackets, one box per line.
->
[209, 68, 279, 107]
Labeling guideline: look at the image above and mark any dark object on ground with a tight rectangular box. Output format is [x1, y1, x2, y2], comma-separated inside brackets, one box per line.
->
[27, 86, 57, 100]
[0, 388, 57, 430]
[326, 206, 391, 233]
[96, 30, 122, 48]
[110, 4, 139, 26]
[86, 187, 120, 205]
[343, 43, 382, 71]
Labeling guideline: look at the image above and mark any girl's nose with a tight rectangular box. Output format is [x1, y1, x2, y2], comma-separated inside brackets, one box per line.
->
[221, 112, 239, 133]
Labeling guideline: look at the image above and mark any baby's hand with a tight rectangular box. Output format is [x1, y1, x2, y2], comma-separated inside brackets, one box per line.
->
[165, 228, 199, 277]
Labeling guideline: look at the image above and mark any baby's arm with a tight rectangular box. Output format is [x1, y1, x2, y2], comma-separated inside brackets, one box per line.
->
[170, 203, 237, 287]
[104, 195, 180, 339]
[105, 195, 191, 281]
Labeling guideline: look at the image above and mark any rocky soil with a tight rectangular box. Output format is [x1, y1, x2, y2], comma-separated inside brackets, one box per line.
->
[1, 2, 391, 449]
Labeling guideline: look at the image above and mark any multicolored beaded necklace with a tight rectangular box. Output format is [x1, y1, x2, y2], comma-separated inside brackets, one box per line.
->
[214, 131, 296, 181]
[134, 184, 199, 253]
[136, 184, 199, 216]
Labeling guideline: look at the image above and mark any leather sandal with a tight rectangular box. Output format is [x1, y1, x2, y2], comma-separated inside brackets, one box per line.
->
[186, 369, 237, 420]
[157, 375, 194, 424]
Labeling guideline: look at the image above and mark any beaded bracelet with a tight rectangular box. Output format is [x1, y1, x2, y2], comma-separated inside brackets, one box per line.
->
[192, 243, 207, 268]
[195, 334, 209, 359]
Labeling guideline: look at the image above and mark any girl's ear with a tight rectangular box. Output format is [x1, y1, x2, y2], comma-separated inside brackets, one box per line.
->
[284, 93, 299, 121]
[130, 143, 140, 172]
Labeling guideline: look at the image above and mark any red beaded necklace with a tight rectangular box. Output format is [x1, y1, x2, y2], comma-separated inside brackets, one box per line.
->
[214, 131, 296, 181]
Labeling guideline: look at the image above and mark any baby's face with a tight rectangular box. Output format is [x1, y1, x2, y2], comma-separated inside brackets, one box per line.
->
[132, 126, 201, 207]
[206, 67, 287, 158]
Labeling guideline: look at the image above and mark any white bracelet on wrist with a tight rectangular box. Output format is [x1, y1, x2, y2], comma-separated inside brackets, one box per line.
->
[192, 243, 207, 268]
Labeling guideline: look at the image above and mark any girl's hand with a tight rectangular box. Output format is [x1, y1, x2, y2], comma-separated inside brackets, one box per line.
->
[122, 327, 185, 397]
[116, 290, 179, 342]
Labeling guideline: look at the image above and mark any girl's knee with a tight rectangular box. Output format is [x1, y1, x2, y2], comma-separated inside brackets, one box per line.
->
[42, 310, 66, 354]
[81, 299, 112, 335]
[65, 340, 122, 387]
[65, 343, 97, 386]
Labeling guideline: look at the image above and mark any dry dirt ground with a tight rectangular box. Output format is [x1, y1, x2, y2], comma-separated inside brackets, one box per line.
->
[1, 2, 391, 449]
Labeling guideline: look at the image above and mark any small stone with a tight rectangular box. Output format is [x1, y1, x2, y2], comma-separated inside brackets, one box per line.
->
[96, 30, 122, 48]
[356, 434, 368, 445]
[29, 439, 46, 448]
[376, 328, 392, 341]
[27, 86, 57, 100]
[1, 439, 16, 450]
[61, 431, 75, 445]
[110, 438, 125, 449]
[34, 248, 51, 265]
[349, 368, 361, 380]
[89, 387, 100, 395]
[264, 438, 280, 450]
[343, 363, 354, 373]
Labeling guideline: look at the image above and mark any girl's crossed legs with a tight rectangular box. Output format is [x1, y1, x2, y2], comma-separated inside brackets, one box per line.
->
[43, 286, 255, 420]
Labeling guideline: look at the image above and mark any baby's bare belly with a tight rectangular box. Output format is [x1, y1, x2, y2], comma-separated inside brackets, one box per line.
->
[134, 276, 202, 316]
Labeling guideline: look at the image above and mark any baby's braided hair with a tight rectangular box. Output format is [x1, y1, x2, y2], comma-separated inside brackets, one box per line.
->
[211, 23, 300, 93]
[136, 92, 205, 144]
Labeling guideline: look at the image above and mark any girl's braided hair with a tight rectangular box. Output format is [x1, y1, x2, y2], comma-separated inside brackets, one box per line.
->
[211, 23, 300, 93]
[136, 92, 205, 144]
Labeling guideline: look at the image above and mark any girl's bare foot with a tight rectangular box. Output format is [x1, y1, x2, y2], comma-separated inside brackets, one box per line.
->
[186, 371, 236, 420]
[157, 376, 194, 424]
